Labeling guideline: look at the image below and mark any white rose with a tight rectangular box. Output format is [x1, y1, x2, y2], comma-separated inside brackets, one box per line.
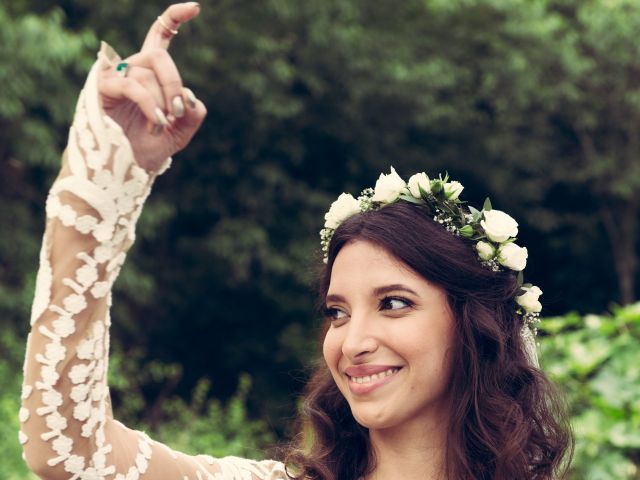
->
[475, 241, 496, 260]
[444, 181, 464, 200]
[497, 243, 528, 271]
[324, 193, 361, 229]
[516, 285, 543, 313]
[480, 209, 519, 243]
[407, 172, 430, 198]
[371, 166, 407, 203]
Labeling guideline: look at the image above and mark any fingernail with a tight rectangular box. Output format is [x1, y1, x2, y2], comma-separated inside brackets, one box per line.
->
[155, 107, 169, 125]
[184, 88, 197, 109]
[172, 96, 185, 118]
[187, 2, 200, 7]
[151, 107, 168, 135]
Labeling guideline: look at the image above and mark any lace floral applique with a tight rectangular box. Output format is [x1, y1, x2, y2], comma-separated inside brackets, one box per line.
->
[20, 42, 288, 480]
[20, 43, 166, 479]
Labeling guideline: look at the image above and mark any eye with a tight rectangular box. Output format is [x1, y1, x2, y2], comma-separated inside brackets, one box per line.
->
[379, 296, 413, 311]
[323, 306, 349, 325]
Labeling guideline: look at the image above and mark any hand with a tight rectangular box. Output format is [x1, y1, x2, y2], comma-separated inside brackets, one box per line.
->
[99, 2, 206, 172]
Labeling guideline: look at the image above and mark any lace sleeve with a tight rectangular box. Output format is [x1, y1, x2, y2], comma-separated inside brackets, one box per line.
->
[19, 42, 288, 480]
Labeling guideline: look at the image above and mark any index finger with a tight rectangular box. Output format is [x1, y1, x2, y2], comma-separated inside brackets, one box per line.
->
[141, 2, 201, 51]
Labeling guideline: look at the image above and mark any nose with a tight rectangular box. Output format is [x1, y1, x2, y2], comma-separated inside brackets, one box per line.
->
[341, 313, 379, 360]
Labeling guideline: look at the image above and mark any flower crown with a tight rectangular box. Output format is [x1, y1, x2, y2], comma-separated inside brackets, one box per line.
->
[320, 167, 543, 348]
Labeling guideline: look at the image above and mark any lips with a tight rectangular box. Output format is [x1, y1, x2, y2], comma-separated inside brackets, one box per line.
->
[343, 365, 403, 395]
[345, 364, 402, 377]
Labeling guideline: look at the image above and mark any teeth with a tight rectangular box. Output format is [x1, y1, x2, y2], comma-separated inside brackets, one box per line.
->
[349, 368, 399, 384]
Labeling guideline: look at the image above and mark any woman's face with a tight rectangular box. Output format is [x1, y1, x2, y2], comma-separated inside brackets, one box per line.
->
[322, 240, 457, 432]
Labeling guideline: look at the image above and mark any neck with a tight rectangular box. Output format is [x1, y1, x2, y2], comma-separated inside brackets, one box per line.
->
[365, 416, 449, 480]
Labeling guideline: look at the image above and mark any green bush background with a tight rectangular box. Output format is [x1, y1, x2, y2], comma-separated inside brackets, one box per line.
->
[2, 0, 640, 478]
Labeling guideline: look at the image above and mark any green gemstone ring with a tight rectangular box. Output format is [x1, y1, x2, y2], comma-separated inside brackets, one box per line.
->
[115, 62, 130, 78]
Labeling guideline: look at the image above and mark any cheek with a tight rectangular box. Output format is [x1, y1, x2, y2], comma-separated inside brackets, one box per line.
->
[322, 329, 342, 372]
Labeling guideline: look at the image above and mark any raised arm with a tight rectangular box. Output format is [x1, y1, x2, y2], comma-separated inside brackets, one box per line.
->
[20, 4, 287, 479]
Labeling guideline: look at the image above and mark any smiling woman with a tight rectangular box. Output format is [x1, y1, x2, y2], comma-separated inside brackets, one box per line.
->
[19, 3, 571, 480]
[285, 200, 573, 480]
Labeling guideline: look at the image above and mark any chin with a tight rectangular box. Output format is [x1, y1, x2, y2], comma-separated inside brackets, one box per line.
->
[349, 405, 399, 430]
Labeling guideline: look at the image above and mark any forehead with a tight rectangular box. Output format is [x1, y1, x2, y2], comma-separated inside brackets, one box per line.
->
[328, 240, 428, 292]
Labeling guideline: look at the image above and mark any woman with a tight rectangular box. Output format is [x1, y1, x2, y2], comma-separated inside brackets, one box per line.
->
[19, 3, 572, 479]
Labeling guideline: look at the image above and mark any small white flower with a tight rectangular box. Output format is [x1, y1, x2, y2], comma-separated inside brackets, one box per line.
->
[45, 342, 66, 363]
[481, 209, 519, 243]
[92, 450, 107, 469]
[52, 316, 75, 337]
[93, 222, 115, 242]
[45, 195, 62, 218]
[42, 390, 63, 407]
[324, 193, 360, 229]
[59, 204, 77, 227]
[444, 181, 464, 200]
[126, 466, 141, 480]
[475, 241, 496, 260]
[63, 294, 87, 314]
[81, 414, 98, 437]
[52, 435, 73, 455]
[64, 454, 85, 473]
[77, 339, 96, 360]
[497, 243, 528, 271]
[91, 282, 109, 298]
[516, 285, 543, 313]
[76, 264, 98, 288]
[41, 365, 60, 385]
[407, 172, 430, 198]
[69, 363, 91, 384]
[70, 384, 90, 403]
[45, 412, 68, 431]
[94, 245, 113, 264]
[73, 401, 91, 421]
[371, 166, 406, 203]
[75, 215, 97, 235]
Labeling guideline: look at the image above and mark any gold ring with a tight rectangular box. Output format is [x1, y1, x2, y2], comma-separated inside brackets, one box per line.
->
[157, 16, 179, 36]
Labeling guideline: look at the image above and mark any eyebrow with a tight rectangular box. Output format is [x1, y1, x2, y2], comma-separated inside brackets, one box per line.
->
[325, 284, 419, 304]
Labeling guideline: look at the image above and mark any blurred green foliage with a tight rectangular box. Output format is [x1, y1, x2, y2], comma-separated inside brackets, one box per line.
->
[540, 303, 640, 479]
[2, 0, 640, 477]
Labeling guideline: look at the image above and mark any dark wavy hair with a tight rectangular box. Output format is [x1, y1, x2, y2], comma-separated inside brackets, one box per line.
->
[285, 201, 573, 480]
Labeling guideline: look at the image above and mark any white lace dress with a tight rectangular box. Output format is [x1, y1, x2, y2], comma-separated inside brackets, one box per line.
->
[19, 43, 289, 480]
